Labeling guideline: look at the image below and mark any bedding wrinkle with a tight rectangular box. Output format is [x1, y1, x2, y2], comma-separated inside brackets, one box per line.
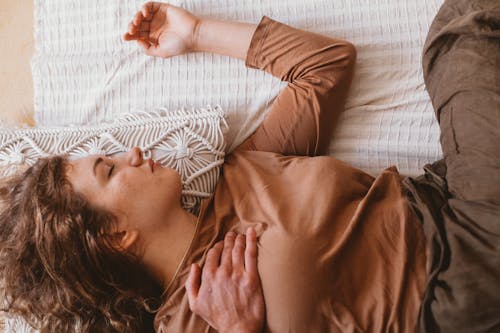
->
[154, 17, 426, 333]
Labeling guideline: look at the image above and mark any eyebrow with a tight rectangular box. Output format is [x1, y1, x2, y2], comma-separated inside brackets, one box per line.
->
[93, 157, 104, 177]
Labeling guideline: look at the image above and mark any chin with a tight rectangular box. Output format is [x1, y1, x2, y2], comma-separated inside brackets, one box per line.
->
[162, 167, 183, 199]
[167, 167, 182, 186]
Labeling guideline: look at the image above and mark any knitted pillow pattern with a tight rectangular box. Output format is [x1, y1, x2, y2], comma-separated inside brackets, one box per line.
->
[0, 106, 227, 213]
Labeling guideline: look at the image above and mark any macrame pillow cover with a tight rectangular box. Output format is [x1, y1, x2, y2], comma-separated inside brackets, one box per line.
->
[0, 106, 227, 213]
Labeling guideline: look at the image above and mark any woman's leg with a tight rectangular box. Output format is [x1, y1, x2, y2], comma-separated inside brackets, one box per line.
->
[417, 0, 500, 331]
[424, 0, 500, 204]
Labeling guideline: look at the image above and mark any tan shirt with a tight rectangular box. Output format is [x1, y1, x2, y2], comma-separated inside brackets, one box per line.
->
[155, 17, 427, 333]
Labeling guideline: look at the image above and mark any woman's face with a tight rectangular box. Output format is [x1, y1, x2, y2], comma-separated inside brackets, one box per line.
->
[66, 147, 182, 233]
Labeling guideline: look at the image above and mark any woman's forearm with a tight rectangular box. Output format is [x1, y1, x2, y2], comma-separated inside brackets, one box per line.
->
[193, 19, 258, 61]
[235, 17, 356, 155]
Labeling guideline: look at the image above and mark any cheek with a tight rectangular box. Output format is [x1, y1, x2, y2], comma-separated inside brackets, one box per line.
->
[108, 173, 142, 204]
[104, 177, 147, 218]
[169, 170, 183, 193]
[113, 174, 131, 192]
[159, 169, 183, 200]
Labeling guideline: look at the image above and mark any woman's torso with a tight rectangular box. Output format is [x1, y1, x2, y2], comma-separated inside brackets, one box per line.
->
[155, 151, 427, 333]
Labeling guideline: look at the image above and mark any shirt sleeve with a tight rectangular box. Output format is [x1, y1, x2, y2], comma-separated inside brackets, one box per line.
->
[235, 16, 356, 156]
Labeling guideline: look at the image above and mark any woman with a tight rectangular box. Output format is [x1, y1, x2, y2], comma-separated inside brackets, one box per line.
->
[1, 0, 499, 332]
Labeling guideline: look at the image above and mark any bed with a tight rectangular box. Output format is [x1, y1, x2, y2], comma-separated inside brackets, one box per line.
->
[1, 0, 444, 331]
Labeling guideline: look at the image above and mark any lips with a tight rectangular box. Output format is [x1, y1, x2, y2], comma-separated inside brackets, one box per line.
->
[148, 159, 161, 173]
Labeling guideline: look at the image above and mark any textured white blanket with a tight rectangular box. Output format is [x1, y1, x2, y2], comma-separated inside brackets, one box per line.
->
[32, 0, 444, 177]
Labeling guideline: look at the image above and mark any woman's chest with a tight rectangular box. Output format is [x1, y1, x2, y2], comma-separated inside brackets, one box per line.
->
[217, 151, 374, 236]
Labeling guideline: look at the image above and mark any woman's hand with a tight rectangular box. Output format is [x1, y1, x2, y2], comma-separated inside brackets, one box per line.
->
[123, 2, 200, 58]
[185, 228, 265, 333]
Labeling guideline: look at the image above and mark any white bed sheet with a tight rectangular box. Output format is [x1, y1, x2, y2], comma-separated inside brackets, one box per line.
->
[32, 0, 444, 177]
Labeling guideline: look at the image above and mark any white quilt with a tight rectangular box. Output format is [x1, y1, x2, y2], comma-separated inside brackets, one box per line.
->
[32, 0, 444, 177]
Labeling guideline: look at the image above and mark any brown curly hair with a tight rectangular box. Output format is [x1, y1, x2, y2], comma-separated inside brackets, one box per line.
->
[0, 156, 161, 332]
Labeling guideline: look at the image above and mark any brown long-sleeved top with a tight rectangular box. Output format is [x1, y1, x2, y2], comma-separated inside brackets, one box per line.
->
[154, 17, 427, 333]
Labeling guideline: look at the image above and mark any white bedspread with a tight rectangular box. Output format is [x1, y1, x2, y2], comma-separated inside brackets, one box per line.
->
[32, 0, 444, 176]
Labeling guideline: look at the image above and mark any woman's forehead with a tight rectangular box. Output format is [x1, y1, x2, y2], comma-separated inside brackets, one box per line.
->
[66, 151, 129, 176]
[66, 154, 105, 180]
[69, 154, 100, 167]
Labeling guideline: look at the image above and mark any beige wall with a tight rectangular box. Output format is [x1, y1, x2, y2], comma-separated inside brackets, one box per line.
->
[0, 4, 34, 329]
[0, 0, 35, 127]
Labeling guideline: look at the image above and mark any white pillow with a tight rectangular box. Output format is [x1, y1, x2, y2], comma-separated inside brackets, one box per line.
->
[0, 105, 227, 213]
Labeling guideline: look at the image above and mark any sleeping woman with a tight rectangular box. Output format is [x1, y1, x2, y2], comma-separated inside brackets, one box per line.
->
[1, 0, 499, 332]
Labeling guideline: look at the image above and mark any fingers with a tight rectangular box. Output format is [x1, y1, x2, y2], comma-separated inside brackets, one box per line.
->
[141, 4, 150, 20]
[123, 22, 139, 41]
[136, 31, 150, 40]
[128, 22, 137, 35]
[201, 229, 257, 280]
[129, 22, 150, 34]
[133, 11, 143, 26]
[185, 263, 201, 310]
[139, 21, 151, 32]
[204, 241, 223, 274]
[123, 7, 151, 42]
[137, 39, 151, 50]
[187, 231, 263, 332]
[141, 2, 161, 20]
[123, 32, 134, 41]
[126, 12, 145, 40]
[232, 234, 246, 270]
[220, 232, 236, 272]
[245, 227, 258, 276]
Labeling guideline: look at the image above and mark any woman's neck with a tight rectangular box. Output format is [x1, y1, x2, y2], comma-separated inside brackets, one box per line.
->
[141, 206, 198, 290]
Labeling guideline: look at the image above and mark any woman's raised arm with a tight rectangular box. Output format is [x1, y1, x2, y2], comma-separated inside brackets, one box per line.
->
[237, 17, 356, 156]
[124, 2, 356, 156]
[123, 2, 257, 61]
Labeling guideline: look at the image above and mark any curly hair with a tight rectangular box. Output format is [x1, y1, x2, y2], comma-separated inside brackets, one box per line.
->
[0, 156, 161, 332]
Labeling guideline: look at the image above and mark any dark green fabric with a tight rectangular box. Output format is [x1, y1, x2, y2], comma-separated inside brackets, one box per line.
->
[403, 0, 500, 332]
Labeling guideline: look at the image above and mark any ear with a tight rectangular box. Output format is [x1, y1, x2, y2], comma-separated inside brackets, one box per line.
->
[108, 229, 139, 252]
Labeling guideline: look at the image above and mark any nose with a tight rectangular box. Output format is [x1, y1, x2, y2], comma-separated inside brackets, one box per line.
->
[128, 147, 143, 166]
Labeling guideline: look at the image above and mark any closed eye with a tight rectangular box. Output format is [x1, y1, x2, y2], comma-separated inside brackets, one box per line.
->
[108, 164, 115, 178]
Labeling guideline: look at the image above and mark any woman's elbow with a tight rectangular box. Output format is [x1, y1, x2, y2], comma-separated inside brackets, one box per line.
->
[321, 41, 357, 88]
[323, 40, 357, 80]
[335, 41, 357, 86]
[344, 42, 357, 68]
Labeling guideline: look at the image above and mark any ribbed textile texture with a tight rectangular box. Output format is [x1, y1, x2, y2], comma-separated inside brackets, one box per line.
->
[32, 0, 444, 176]
[0, 106, 227, 213]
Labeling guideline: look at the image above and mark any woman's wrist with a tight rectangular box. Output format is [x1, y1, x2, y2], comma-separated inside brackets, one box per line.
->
[192, 18, 257, 61]
[191, 17, 203, 53]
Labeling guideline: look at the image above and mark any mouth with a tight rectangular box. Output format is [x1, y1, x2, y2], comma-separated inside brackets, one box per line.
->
[148, 159, 161, 173]
[148, 159, 154, 173]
